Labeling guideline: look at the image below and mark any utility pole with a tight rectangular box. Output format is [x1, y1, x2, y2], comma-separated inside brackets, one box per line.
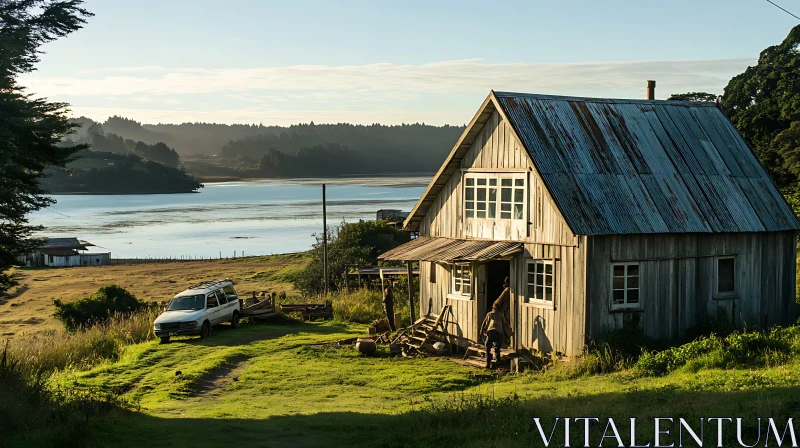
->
[322, 184, 329, 296]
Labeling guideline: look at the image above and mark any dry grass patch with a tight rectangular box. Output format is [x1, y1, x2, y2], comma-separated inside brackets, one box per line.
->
[0, 253, 309, 338]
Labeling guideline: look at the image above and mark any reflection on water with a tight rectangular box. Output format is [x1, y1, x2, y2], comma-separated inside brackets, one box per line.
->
[29, 177, 428, 258]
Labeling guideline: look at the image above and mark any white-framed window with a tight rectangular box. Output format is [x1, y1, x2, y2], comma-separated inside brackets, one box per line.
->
[526, 260, 555, 303]
[464, 173, 525, 220]
[451, 264, 472, 298]
[715, 256, 736, 296]
[611, 263, 639, 309]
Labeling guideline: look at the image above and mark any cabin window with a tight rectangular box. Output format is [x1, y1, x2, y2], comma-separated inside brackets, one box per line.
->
[526, 260, 554, 303]
[464, 173, 525, 220]
[716, 256, 736, 295]
[611, 263, 639, 309]
[450, 264, 472, 298]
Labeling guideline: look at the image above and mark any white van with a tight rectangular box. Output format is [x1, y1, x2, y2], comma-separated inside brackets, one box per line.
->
[153, 279, 241, 343]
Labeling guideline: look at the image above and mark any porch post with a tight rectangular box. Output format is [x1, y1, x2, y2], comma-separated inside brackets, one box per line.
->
[407, 261, 415, 324]
[510, 256, 517, 351]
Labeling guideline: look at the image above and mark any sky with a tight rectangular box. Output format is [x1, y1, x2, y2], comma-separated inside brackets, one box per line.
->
[19, 0, 800, 126]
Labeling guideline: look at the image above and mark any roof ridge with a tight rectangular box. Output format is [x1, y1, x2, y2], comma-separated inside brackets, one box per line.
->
[492, 91, 718, 107]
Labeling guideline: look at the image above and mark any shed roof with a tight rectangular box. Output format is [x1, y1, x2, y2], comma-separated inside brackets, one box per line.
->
[39, 237, 92, 250]
[405, 92, 800, 234]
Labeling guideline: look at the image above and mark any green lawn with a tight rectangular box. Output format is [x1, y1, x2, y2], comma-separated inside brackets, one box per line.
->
[41, 320, 800, 448]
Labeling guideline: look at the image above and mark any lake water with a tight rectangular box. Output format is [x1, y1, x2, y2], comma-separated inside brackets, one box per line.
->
[29, 177, 429, 258]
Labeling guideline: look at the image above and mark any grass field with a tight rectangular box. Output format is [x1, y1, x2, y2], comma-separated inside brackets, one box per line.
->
[16, 319, 797, 448]
[0, 254, 308, 338]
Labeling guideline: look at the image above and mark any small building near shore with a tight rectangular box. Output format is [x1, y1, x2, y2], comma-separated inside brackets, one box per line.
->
[380, 90, 800, 358]
[21, 237, 111, 267]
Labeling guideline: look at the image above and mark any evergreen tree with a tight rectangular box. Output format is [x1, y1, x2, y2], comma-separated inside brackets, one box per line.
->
[0, 0, 92, 296]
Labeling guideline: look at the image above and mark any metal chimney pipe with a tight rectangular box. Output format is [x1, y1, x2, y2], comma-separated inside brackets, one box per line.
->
[646, 80, 656, 100]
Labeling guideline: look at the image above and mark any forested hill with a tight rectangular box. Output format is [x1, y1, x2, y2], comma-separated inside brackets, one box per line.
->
[221, 123, 464, 173]
[79, 116, 463, 158]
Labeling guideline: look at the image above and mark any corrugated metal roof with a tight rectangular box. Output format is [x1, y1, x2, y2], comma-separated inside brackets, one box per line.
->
[491, 92, 799, 234]
[39, 237, 91, 250]
[379, 237, 522, 262]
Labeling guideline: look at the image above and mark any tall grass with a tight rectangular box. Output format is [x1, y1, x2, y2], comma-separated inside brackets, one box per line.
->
[7, 308, 159, 377]
[288, 288, 411, 327]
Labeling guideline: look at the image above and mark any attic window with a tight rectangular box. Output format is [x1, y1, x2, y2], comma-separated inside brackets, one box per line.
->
[464, 173, 525, 221]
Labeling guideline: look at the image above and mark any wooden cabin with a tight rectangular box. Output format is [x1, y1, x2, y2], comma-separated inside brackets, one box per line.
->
[380, 91, 800, 358]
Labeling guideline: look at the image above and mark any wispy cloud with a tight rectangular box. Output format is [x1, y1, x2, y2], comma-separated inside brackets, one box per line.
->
[20, 58, 753, 124]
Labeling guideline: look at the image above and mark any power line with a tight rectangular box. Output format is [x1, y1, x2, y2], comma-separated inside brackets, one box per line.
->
[764, 0, 800, 21]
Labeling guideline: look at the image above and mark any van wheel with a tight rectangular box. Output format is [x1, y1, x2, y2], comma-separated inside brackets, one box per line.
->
[231, 311, 240, 329]
[159, 336, 170, 344]
[200, 321, 211, 339]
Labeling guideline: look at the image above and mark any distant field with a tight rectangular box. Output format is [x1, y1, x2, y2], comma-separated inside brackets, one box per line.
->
[0, 253, 309, 338]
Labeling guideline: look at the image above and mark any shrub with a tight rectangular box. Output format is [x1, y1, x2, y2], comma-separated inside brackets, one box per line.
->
[293, 220, 410, 295]
[53, 285, 149, 331]
[634, 326, 800, 376]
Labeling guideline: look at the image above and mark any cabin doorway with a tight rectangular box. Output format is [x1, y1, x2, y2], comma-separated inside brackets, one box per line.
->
[476, 260, 510, 339]
[486, 260, 510, 313]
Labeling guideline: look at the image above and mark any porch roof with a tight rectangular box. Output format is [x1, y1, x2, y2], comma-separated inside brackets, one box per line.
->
[379, 237, 522, 262]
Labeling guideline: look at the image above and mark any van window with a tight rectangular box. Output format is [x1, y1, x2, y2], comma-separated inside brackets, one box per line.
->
[223, 285, 237, 300]
[206, 293, 219, 308]
[215, 289, 227, 305]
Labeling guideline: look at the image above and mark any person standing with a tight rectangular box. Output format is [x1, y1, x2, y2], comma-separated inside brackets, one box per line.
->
[383, 285, 396, 332]
[492, 276, 510, 311]
[479, 302, 513, 368]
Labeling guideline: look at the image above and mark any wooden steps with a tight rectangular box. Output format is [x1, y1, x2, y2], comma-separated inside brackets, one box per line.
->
[392, 305, 451, 353]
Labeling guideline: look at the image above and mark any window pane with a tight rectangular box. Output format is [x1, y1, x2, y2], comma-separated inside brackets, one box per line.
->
[536, 274, 543, 286]
[501, 203, 511, 212]
[477, 188, 486, 201]
[454, 282, 461, 292]
[536, 286, 544, 299]
[627, 265, 639, 276]
[501, 212, 511, 219]
[501, 188, 512, 202]
[627, 276, 639, 289]
[528, 274, 535, 284]
[613, 290, 625, 304]
[515, 179, 524, 187]
[488, 203, 496, 218]
[462, 268, 470, 280]
[613, 265, 625, 276]
[489, 188, 497, 201]
[627, 289, 639, 303]
[466, 210, 474, 218]
[718, 258, 734, 293]
[545, 275, 553, 287]
[527, 264, 536, 274]
[514, 189, 524, 203]
[477, 178, 486, 185]
[528, 285, 535, 298]
[544, 263, 553, 274]
[464, 285, 471, 295]
[477, 202, 486, 211]
[465, 201, 474, 211]
[489, 178, 497, 186]
[613, 277, 624, 289]
[466, 178, 474, 186]
[501, 178, 512, 186]
[477, 211, 486, 218]
[465, 188, 474, 200]
[545, 287, 553, 301]
[514, 204, 524, 219]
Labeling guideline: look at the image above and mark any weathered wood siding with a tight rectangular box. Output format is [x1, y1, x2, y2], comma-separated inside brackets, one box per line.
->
[417, 110, 587, 356]
[586, 232, 797, 340]
[419, 110, 577, 246]
[512, 242, 587, 357]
